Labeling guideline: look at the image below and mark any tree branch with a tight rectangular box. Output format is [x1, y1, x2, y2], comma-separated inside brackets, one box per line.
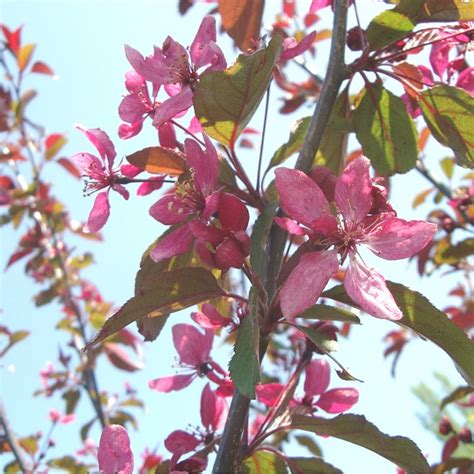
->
[212, 2, 349, 472]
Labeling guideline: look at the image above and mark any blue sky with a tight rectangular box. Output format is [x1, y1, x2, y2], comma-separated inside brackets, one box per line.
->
[1, 1, 466, 472]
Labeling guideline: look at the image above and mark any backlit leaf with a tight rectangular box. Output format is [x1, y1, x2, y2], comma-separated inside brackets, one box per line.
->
[440, 385, 474, 410]
[126, 147, 186, 175]
[395, 0, 474, 22]
[323, 282, 474, 385]
[229, 288, 260, 399]
[353, 82, 418, 176]
[288, 457, 342, 474]
[300, 304, 361, 324]
[31, 61, 55, 76]
[45, 133, 67, 161]
[219, 0, 265, 51]
[250, 204, 277, 277]
[193, 35, 282, 148]
[291, 414, 430, 473]
[17, 43, 35, 71]
[87, 268, 224, 347]
[242, 449, 288, 474]
[419, 86, 474, 168]
[367, 10, 415, 49]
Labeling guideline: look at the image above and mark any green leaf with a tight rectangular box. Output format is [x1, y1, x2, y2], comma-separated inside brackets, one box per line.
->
[314, 90, 351, 175]
[291, 414, 430, 473]
[267, 116, 311, 171]
[288, 457, 342, 474]
[87, 268, 224, 347]
[367, 10, 415, 49]
[438, 237, 474, 264]
[323, 282, 474, 386]
[80, 418, 96, 441]
[300, 304, 361, 324]
[250, 204, 278, 278]
[294, 434, 322, 457]
[395, 0, 474, 22]
[295, 325, 339, 353]
[47, 456, 89, 474]
[62, 389, 81, 415]
[4, 462, 21, 474]
[242, 449, 288, 474]
[126, 146, 185, 175]
[229, 288, 260, 399]
[420, 86, 474, 168]
[193, 35, 283, 148]
[440, 385, 474, 410]
[440, 157, 454, 179]
[353, 82, 418, 176]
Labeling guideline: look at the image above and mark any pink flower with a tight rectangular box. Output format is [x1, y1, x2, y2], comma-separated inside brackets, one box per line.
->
[124, 16, 226, 127]
[275, 157, 436, 320]
[257, 358, 358, 414]
[97, 424, 134, 474]
[76, 438, 97, 457]
[164, 384, 228, 461]
[280, 31, 316, 62]
[148, 324, 229, 392]
[149, 135, 249, 268]
[71, 126, 129, 233]
[48, 409, 75, 425]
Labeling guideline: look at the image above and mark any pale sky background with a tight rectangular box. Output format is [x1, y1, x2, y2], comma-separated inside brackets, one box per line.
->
[1, 1, 467, 472]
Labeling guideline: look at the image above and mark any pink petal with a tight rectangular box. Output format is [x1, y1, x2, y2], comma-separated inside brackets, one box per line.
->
[118, 121, 143, 139]
[184, 135, 218, 197]
[200, 383, 228, 430]
[190, 16, 217, 67]
[280, 250, 339, 320]
[344, 255, 403, 320]
[188, 116, 203, 134]
[275, 168, 330, 228]
[256, 383, 285, 407]
[309, 0, 332, 13]
[120, 163, 142, 178]
[335, 157, 372, 227]
[76, 125, 116, 170]
[190, 220, 225, 245]
[86, 191, 110, 233]
[429, 40, 452, 78]
[153, 87, 194, 127]
[70, 152, 102, 175]
[274, 217, 307, 235]
[112, 183, 130, 200]
[457, 67, 474, 95]
[217, 193, 249, 232]
[198, 41, 227, 73]
[165, 430, 200, 455]
[150, 223, 194, 262]
[137, 177, 164, 196]
[280, 31, 316, 62]
[192, 303, 229, 329]
[149, 194, 190, 225]
[158, 121, 178, 148]
[365, 217, 436, 260]
[214, 237, 246, 270]
[124, 69, 146, 93]
[304, 359, 330, 396]
[172, 324, 213, 365]
[148, 373, 195, 392]
[316, 387, 359, 413]
[98, 425, 134, 474]
[118, 94, 149, 123]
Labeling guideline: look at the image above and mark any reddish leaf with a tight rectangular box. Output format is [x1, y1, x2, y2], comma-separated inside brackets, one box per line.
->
[6, 248, 33, 269]
[441, 435, 459, 461]
[31, 61, 55, 76]
[219, 0, 265, 51]
[45, 133, 67, 161]
[56, 158, 81, 179]
[126, 147, 185, 175]
[1, 25, 22, 54]
[17, 43, 35, 72]
[103, 343, 143, 372]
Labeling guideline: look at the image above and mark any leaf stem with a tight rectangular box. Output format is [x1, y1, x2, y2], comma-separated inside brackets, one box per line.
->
[256, 83, 272, 195]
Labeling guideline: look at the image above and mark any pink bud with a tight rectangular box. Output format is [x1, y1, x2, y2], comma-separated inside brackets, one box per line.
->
[98, 425, 134, 474]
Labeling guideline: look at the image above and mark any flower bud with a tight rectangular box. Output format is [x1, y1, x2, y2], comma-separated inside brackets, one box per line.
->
[346, 27, 366, 51]
[438, 416, 452, 435]
[458, 427, 472, 443]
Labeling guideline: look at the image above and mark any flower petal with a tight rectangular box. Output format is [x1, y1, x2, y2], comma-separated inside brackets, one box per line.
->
[280, 31, 316, 62]
[256, 383, 285, 407]
[76, 125, 116, 170]
[280, 250, 339, 320]
[275, 168, 330, 228]
[200, 383, 228, 430]
[304, 359, 330, 396]
[149, 194, 190, 225]
[165, 430, 200, 455]
[86, 191, 110, 233]
[153, 87, 193, 127]
[316, 387, 359, 413]
[217, 192, 249, 232]
[70, 152, 102, 175]
[148, 374, 195, 392]
[190, 16, 217, 66]
[335, 156, 372, 227]
[150, 223, 194, 262]
[98, 425, 134, 474]
[172, 324, 213, 366]
[344, 255, 403, 320]
[365, 217, 436, 260]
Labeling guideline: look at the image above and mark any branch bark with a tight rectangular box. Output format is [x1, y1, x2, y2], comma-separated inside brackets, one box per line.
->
[212, 1, 349, 472]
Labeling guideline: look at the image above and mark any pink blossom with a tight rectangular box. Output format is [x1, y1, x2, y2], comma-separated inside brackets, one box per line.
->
[71, 125, 129, 233]
[164, 384, 228, 461]
[191, 303, 231, 330]
[76, 438, 97, 457]
[280, 31, 316, 62]
[148, 324, 229, 392]
[257, 358, 358, 414]
[124, 16, 226, 127]
[275, 157, 436, 320]
[48, 409, 75, 424]
[97, 424, 134, 474]
[309, 0, 332, 13]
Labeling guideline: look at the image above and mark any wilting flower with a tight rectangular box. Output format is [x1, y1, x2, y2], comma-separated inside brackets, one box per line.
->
[148, 324, 229, 392]
[71, 126, 129, 233]
[275, 157, 436, 320]
[97, 424, 134, 474]
[257, 358, 358, 414]
[164, 384, 228, 462]
[124, 15, 226, 127]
